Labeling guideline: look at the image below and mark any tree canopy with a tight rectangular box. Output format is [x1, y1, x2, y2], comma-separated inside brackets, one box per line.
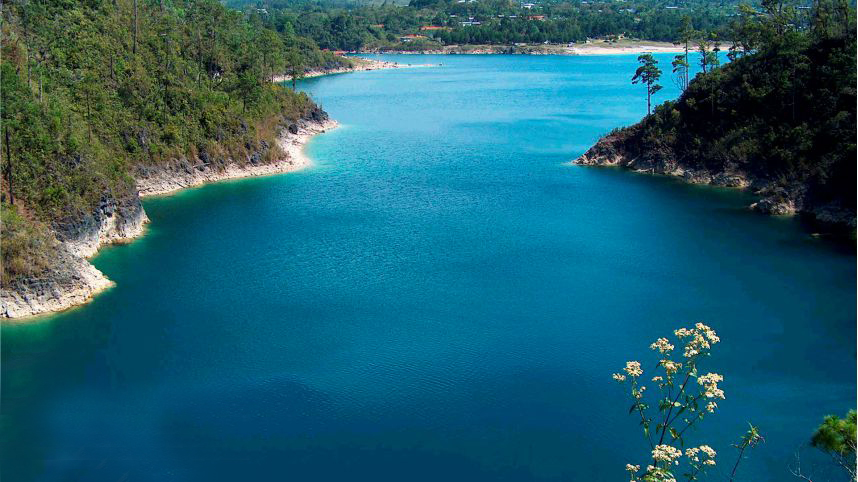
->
[0, 0, 341, 284]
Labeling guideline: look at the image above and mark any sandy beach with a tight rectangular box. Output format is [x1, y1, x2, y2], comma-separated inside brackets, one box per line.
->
[565, 41, 687, 55]
[359, 40, 687, 56]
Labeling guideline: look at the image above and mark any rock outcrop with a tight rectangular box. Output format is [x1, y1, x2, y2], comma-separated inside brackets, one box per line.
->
[1, 113, 336, 319]
[135, 116, 337, 197]
[572, 131, 856, 231]
[0, 198, 148, 318]
[572, 132, 855, 233]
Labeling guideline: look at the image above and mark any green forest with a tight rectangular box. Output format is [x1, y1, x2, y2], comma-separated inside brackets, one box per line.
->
[229, 0, 816, 51]
[601, 0, 856, 231]
[0, 0, 348, 284]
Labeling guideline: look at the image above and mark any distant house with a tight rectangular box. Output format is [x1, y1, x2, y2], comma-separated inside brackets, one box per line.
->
[527, 15, 546, 20]
[521, 3, 535, 8]
[460, 21, 482, 26]
[400, 34, 427, 42]
[420, 26, 451, 31]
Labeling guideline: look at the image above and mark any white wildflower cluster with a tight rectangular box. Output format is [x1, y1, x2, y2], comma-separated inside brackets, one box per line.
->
[624, 361, 643, 377]
[698, 373, 725, 399]
[674, 323, 720, 358]
[649, 337, 675, 354]
[700, 445, 716, 460]
[652, 444, 682, 463]
[616, 324, 728, 482]
[661, 359, 682, 375]
[685, 445, 717, 465]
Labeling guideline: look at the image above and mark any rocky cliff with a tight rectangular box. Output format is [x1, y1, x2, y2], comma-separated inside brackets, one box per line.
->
[1, 196, 148, 318]
[573, 131, 855, 230]
[1, 112, 336, 319]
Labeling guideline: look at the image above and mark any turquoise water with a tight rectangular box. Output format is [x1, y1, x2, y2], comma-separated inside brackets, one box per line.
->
[2, 54, 855, 481]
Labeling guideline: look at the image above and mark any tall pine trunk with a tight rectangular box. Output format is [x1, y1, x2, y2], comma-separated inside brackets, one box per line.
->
[646, 86, 651, 115]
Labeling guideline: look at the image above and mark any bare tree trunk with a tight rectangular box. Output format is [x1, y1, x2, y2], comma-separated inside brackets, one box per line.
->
[133, 0, 139, 54]
[86, 92, 92, 141]
[4, 128, 14, 205]
[23, 20, 31, 89]
[163, 37, 170, 125]
[197, 29, 203, 88]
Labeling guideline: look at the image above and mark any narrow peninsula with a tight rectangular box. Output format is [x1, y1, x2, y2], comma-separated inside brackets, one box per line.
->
[573, 30, 856, 233]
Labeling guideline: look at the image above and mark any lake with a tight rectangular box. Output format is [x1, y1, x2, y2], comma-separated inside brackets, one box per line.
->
[2, 54, 854, 481]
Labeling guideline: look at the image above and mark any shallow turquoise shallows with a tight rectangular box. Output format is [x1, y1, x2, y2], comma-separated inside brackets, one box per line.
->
[2, 54, 855, 482]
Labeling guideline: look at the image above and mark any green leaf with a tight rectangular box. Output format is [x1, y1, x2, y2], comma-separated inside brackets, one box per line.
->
[670, 427, 680, 440]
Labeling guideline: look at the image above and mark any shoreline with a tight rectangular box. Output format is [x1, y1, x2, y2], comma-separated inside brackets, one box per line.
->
[136, 119, 338, 197]
[571, 136, 856, 235]
[273, 57, 433, 83]
[356, 41, 686, 56]
[1, 118, 339, 321]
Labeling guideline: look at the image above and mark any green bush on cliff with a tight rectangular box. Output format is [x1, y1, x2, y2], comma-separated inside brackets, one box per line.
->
[0, 203, 58, 286]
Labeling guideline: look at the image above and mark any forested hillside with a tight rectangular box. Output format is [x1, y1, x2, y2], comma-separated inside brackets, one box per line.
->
[576, 0, 856, 233]
[231, 0, 813, 51]
[0, 0, 343, 285]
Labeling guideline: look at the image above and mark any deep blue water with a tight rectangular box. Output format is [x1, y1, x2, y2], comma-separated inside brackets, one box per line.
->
[2, 54, 855, 482]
